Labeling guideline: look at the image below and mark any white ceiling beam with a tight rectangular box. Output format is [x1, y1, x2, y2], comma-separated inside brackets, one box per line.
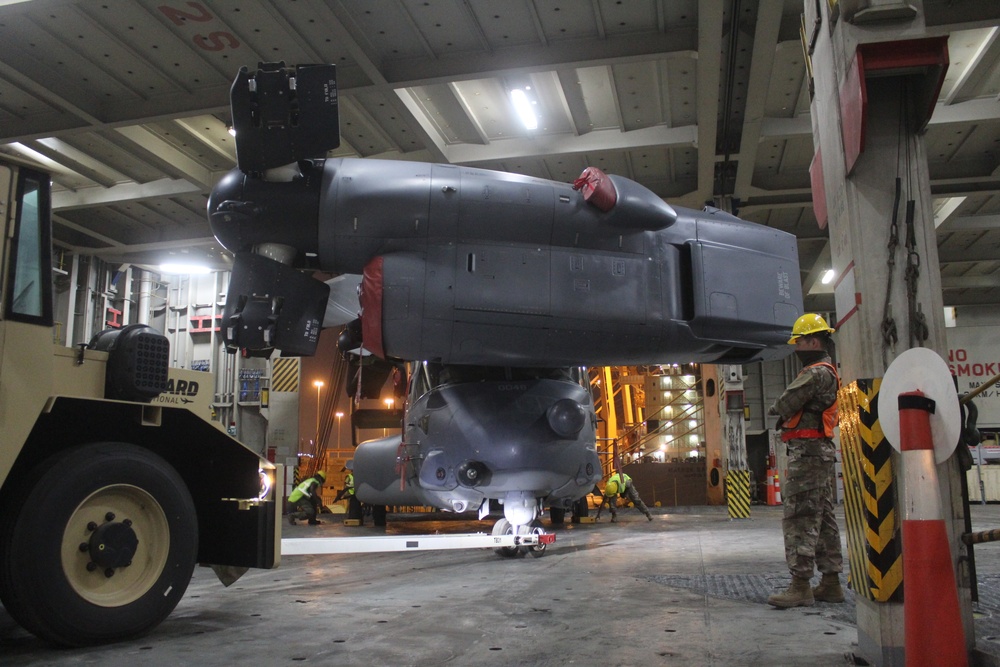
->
[733, 0, 784, 200]
[0, 59, 101, 127]
[443, 124, 698, 164]
[696, 0, 724, 204]
[803, 241, 833, 295]
[380, 32, 699, 87]
[394, 88, 451, 163]
[69, 237, 220, 256]
[30, 138, 127, 187]
[754, 96, 1000, 144]
[446, 82, 492, 145]
[52, 178, 203, 211]
[173, 117, 237, 163]
[54, 215, 123, 247]
[942, 275, 1000, 290]
[113, 126, 216, 190]
[938, 213, 1000, 232]
[933, 196, 967, 229]
[943, 27, 999, 105]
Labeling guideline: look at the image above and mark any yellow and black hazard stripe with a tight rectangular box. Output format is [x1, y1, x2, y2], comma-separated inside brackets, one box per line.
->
[271, 357, 300, 393]
[726, 468, 751, 519]
[839, 379, 902, 602]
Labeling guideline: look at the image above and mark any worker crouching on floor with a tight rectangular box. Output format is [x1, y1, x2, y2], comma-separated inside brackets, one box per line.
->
[767, 313, 845, 609]
[288, 470, 326, 525]
[597, 470, 652, 522]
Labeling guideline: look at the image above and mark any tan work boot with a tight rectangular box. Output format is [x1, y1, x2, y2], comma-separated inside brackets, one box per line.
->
[767, 576, 815, 608]
[812, 573, 845, 603]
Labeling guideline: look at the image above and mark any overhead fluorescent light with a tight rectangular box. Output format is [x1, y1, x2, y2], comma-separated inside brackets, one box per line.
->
[510, 89, 538, 130]
[160, 263, 212, 275]
[821, 269, 835, 284]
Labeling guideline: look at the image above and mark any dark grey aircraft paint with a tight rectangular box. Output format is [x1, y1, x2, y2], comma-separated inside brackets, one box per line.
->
[207, 63, 801, 531]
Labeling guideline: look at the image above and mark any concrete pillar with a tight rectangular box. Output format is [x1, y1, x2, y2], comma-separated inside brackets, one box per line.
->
[701, 365, 725, 505]
[805, 1, 970, 664]
[722, 364, 750, 518]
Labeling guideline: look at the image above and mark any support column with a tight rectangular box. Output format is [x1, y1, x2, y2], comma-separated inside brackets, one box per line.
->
[722, 364, 750, 518]
[805, 1, 969, 664]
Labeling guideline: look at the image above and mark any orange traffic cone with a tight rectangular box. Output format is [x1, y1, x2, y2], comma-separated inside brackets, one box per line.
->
[899, 390, 968, 667]
[766, 468, 777, 505]
[773, 473, 782, 505]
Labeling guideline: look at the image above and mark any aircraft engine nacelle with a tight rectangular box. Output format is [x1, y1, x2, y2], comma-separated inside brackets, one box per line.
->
[210, 159, 802, 365]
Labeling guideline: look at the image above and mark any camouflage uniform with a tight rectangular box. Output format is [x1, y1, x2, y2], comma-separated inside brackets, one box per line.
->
[599, 473, 652, 521]
[769, 353, 843, 580]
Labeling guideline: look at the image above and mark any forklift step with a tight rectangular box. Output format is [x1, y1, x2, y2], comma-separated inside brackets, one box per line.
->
[577, 516, 596, 524]
[343, 519, 361, 526]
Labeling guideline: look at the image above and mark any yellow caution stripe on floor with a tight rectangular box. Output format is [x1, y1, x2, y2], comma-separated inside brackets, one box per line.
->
[839, 379, 902, 602]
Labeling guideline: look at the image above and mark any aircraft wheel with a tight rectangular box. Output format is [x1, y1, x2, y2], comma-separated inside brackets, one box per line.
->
[548, 507, 565, 525]
[372, 504, 387, 526]
[571, 496, 589, 523]
[491, 518, 522, 558]
[524, 520, 547, 558]
[0, 443, 198, 646]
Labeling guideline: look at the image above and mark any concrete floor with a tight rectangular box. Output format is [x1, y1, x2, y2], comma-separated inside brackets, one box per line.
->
[4, 504, 1000, 666]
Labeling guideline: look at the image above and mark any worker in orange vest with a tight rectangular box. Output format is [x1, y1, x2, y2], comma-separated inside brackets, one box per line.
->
[767, 313, 844, 609]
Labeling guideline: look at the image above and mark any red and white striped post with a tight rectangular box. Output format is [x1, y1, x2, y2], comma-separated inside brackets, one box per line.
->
[898, 390, 968, 667]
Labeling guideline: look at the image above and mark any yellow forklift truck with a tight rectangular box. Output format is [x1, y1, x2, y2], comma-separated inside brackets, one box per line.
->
[0, 157, 281, 646]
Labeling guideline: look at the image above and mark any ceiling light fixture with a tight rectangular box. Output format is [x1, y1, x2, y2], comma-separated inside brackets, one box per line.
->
[510, 89, 538, 130]
[821, 269, 835, 284]
[227, 125, 237, 137]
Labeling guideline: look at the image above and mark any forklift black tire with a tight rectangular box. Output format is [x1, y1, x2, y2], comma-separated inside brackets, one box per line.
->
[548, 507, 566, 525]
[372, 504, 387, 526]
[0, 442, 198, 646]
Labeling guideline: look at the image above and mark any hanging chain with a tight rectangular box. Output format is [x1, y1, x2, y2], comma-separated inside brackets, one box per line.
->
[882, 83, 928, 363]
[880, 177, 901, 368]
[904, 199, 929, 346]
[900, 80, 928, 349]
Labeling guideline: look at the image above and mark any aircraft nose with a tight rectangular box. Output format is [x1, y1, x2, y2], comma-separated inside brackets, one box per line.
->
[207, 168, 250, 252]
[546, 399, 587, 437]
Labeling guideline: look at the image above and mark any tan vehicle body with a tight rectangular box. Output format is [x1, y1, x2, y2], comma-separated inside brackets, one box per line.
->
[0, 158, 280, 647]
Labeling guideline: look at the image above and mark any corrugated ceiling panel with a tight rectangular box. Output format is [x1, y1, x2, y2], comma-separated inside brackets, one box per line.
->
[466, 0, 542, 49]
[573, 66, 620, 132]
[337, 0, 434, 61]
[400, 0, 484, 55]
[597, 0, 659, 36]
[534, 0, 599, 41]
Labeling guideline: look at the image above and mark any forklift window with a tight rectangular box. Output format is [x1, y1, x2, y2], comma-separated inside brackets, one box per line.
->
[5, 169, 53, 326]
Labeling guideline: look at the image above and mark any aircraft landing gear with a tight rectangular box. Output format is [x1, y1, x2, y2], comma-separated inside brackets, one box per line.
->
[491, 518, 550, 558]
[524, 521, 547, 558]
[492, 518, 522, 558]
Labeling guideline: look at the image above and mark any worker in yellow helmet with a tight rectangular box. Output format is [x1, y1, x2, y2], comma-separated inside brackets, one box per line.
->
[287, 469, 326, 526]
[333, 460, 364, 525]
[596, 470, 652, 522]
[767, 313, 844, 609]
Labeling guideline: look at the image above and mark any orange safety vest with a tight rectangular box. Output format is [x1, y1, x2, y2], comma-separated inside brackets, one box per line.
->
[780, 361, 840, 441]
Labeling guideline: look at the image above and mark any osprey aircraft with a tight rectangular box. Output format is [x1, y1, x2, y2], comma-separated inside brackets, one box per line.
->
[207, 63, 802, 541]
